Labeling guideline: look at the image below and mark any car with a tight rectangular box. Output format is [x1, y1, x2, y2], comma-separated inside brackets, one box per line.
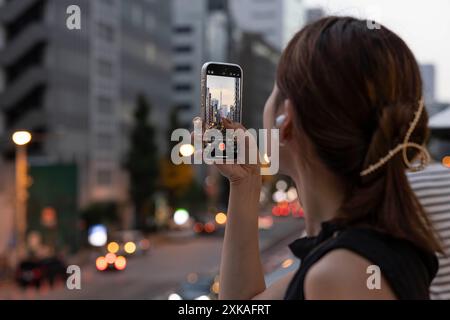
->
[107, 230, 151, 256]
[15, 256, 67, 289]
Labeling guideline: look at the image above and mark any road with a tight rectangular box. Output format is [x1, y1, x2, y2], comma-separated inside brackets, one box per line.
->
[0, 217, 304, 300]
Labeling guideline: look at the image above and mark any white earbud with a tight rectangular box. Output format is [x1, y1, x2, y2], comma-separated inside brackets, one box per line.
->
[275, 114, 286, 128]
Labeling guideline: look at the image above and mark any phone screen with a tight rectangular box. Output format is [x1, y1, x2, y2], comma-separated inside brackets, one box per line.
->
[204, 64, 242, 132]
[202, 63, 242, 159]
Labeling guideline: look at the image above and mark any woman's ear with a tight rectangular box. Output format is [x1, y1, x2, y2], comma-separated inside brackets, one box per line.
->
[280, 99, 295, 142]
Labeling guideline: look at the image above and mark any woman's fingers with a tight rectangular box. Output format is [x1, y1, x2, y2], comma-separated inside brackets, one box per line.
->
[222, 117, 246, 131]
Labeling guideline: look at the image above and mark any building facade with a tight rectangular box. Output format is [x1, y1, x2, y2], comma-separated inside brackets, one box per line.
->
[0, 0, 172, 208]
[229, 0, 305, 50]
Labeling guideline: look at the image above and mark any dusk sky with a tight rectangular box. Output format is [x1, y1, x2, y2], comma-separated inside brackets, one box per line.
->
[305, 0, 450, 102]
[207, 75, 236, 107]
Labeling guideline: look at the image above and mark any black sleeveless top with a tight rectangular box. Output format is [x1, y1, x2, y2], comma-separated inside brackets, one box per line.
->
[284, 221, 438, 300]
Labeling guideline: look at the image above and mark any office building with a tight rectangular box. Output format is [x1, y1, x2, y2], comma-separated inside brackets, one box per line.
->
[420, 64, 436, 105]
[229, 0, 305, 50]
[0, 0, 172, 252]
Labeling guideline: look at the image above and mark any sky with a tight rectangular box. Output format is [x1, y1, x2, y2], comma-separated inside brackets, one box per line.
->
[304, 0, 450, 102]
[207, 75, 236, 107]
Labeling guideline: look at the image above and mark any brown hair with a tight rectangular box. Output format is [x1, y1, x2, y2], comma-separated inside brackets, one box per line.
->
[276, 16, 442, 253]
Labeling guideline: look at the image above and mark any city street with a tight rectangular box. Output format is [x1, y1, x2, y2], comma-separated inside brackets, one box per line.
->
[0, 217, 304, 300]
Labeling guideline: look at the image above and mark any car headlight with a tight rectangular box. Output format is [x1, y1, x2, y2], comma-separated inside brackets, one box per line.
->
[168, 293, 183, 300]
[195, 295, 210, 300]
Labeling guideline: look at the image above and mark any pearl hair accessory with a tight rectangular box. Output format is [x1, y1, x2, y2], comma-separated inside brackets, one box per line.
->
[360, 98, 430, 177]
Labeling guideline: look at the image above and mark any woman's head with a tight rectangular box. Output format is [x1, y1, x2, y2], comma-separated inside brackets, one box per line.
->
[265, 16, 441, 252]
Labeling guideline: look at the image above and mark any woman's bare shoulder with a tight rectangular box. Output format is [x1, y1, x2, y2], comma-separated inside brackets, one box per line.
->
[304, 249, 396, 300]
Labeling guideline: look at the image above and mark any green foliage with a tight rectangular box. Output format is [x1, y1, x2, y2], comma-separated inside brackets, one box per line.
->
[81, 201, 119, 228]
[124, 95, 159, 229]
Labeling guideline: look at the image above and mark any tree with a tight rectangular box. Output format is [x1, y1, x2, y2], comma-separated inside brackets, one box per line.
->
[80, 201, 119, 229]
[124, 95, 159, 230]
[161, 106, 194, 204]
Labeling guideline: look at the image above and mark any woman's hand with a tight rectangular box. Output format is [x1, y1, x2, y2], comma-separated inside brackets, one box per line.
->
[215, 118, 261, 186]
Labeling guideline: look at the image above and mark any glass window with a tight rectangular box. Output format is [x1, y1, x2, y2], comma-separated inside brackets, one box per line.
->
[173, 45, 192, 53]
[173, 83, 192, 92]
[98, 96, 113, 114]
[174, 25, 192, 33]
[98, 59, 113, 77]
[97, 132, 113, 149]
[131, 4, 143, 26]
[97, 22, 115, 42]
[145, 14, 155, 32]
[174, 65, 192, 72]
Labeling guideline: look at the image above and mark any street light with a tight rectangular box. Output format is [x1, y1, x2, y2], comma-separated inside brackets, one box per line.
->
[12, 130, 32, 261]
[12, 131, 32, 146]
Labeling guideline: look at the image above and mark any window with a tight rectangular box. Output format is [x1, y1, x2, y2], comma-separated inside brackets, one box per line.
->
[145, 14, 155, 32]
[173, 45, 192, 53]
[174, 25, 192, 33]
[98, 59, 113, 77]
[97, 132, 113, 149]
[97, 169, 112, 186]
[98, 96, 113, 114]
[174, 83, 192, 92]
[100, 0, 115, 6]
[98, 22, 115, 42]
[174, 64, 192, 72]
[131, 4, 143, 26]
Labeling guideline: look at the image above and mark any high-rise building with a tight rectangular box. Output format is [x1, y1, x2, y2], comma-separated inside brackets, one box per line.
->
[306, 7, 325, 24]
[0, 0, 172, 207]
[230, 33, 279, 130]
[171, 0, 208, 124]
[172, 0, 231, 124]
[420, 64, 436, 105]
[229, 0, 305, 50]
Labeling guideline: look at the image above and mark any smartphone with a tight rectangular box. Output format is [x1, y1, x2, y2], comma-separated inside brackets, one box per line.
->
[201, 62, 243, 159]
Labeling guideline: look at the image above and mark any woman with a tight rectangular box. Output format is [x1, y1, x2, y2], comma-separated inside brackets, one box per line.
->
[215, 16, 441, 300]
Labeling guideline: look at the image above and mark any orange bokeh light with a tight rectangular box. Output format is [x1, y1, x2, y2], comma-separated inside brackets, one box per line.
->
[105, 252, 117, 264]
[443, 156, 450, 168]
[96, 256, 108, 271]
[114, 256, 127, 270]
[204, 222, 215, 233]
[193, 222, 203, 233]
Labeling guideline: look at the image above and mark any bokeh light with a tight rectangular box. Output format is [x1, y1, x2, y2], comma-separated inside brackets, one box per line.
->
[204, 222, 215, 233]
[180, 144, 195, 157]
[12, 131, 32, 146]
[124, 241, 137, 254]
[215, 212, 227, 225]
[281, 258, 294, 269]
[96, 256, 107, 271]
[275, 180, 288, 191]
[107, 242, 119, 254]
[443, 156, 450, 168]
[114, 256, 127, 270]
[105, 252, 117, 264]
[173, 208, 190, 225]
[193, 222, 204, 233]
[88, 224, 107, 247]
[286, 187, 298, 202]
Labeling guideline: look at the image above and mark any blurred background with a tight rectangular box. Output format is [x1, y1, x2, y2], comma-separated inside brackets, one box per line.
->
[0, 0, 448, 299]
